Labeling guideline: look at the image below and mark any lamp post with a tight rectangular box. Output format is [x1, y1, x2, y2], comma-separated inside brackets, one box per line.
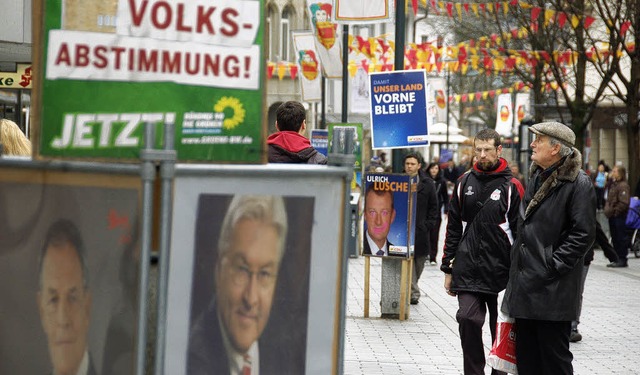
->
[445, 67, 450, 149]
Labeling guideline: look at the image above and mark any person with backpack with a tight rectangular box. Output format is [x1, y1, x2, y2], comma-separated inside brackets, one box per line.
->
[441, 128, 524, 375]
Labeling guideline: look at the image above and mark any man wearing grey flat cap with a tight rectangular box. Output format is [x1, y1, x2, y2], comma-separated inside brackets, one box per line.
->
[502, 121, 596, 374]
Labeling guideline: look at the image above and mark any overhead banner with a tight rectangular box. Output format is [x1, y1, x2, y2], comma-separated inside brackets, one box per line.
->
[292, 31, 322, 102]
[306, 0, 343, 78]
[333, 0, 393, 24]
[495, 93, 514, 137]
[514, 92, 530, 129]
[362, 173, 417, 257]
[35, 0, 266, 163]
[368, 70, 429, 150]
[430, 76, 447, 123]
[350, 66, 370, 113]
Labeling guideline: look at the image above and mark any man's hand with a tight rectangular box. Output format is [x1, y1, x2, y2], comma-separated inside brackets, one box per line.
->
[444, 274, 456, 296]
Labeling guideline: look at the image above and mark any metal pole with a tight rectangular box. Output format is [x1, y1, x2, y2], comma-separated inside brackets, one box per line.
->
[154, 122, 177, 375]
[391, 0, 407, 172]
[445, 68, 450, 149]
[135, 123, 157, 375]
[321, 76, 326, 129]
[328, 128, 356, 375]
[341, 24, 349, 123]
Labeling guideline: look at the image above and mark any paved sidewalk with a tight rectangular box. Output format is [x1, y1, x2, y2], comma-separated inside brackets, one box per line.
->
[344, 220, 640, 374]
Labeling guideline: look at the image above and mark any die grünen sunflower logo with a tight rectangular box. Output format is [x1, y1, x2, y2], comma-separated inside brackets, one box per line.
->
[213, 96, 246, 130]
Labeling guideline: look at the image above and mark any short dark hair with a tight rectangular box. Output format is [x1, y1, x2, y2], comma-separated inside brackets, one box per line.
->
[474, 128, 501, 148]
[403, 152, 422, 165]
[38, 219, 89, 290]
[276, 101, 306, 132]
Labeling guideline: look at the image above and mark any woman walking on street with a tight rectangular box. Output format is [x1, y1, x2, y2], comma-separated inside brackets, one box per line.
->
[426, 162, 449, 265]
[605, 165, 631, 267]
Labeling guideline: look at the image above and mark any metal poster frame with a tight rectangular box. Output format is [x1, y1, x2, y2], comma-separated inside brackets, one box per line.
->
[0, 158, 142, 375]
[163, 164, 351, 375]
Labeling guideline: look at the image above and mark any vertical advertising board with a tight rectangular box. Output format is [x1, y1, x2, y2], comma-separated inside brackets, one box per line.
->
[34, 0, 265, 163]
[362, 173, 417, 257]
[0, 165, 140, 375]
[369, 70, 429, 149]
[310, 129, 329, 156]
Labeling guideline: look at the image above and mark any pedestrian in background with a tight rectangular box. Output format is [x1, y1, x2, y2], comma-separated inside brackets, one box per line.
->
[593, 162, 609, 210]
[425, 162, 449, 265]
[604, 164, 631, 268]
[503, 122, 596, 375]
[267, 101, 327, 164]
[441, 128, 523, 375]
[0, 119, 31, 157]
[404, 153, 439, 304]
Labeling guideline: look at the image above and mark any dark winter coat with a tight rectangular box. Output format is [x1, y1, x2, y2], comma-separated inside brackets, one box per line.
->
[502, 148, 596, 321]
[267, 131, 327, 164]
[415, 173, 439, 257]
[441, 158, 524, 294]
[604, 179, 630, 219]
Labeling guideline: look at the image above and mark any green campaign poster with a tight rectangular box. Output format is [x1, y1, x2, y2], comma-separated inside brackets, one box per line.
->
[36, 0, 265, 163]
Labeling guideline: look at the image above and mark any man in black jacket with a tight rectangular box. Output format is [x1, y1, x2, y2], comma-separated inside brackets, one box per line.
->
[441, 128, 524, 375]
[267, 101, 327, 164]
[503, 122, 596, 374]
[403, 153, 439, 305]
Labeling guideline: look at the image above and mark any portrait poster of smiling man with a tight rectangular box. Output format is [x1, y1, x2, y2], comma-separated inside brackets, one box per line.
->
[362, 173, 417, 257]
[34, 0, 266, 162]
[164, 168, 350, 374]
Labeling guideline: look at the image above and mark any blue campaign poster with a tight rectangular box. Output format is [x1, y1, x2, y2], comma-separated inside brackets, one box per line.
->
[369, 70, 429, 149]
[311, 129, 329, 156]
[362, 173, 416, 257]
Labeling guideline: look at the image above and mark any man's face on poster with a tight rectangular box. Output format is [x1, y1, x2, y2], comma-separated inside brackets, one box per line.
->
[365, 190, 396, 247]
[38, 243, 91, 375]
[216, 219, 280, 353]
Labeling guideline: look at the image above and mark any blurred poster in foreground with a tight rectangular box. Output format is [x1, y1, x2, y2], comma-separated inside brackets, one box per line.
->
[0, 165, 140, 375]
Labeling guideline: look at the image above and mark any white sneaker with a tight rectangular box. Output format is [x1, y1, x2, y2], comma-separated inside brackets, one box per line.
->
[430, 261, 437, 266]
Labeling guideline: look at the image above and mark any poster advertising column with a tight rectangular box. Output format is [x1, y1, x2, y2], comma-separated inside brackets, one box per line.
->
[34, 0, 265, 163]
[362, 173, 417, 257]
[369, 70, 430, 149]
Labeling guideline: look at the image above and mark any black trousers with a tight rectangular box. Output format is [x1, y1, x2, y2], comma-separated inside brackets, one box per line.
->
[609, 216, 631, 263]
[456, 292, 506, 375]
[595, 220, 618, 263]
[428, 217, 442, 262]
[515, 319, 573, 375]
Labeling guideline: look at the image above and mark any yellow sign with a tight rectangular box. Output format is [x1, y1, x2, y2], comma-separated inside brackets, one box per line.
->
[0, 64, 33, 89]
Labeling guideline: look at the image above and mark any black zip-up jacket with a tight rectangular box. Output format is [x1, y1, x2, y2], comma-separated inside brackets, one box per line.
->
[502, 149, 596, 321]
[441, 158, 524, 294]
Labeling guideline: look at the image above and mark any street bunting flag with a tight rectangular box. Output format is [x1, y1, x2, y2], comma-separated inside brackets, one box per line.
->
[369, 70, 429, 150]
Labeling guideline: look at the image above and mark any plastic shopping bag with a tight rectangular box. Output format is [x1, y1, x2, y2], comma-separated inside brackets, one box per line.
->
[487, 292, 518, 374]
[625, 197, 640, 229]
